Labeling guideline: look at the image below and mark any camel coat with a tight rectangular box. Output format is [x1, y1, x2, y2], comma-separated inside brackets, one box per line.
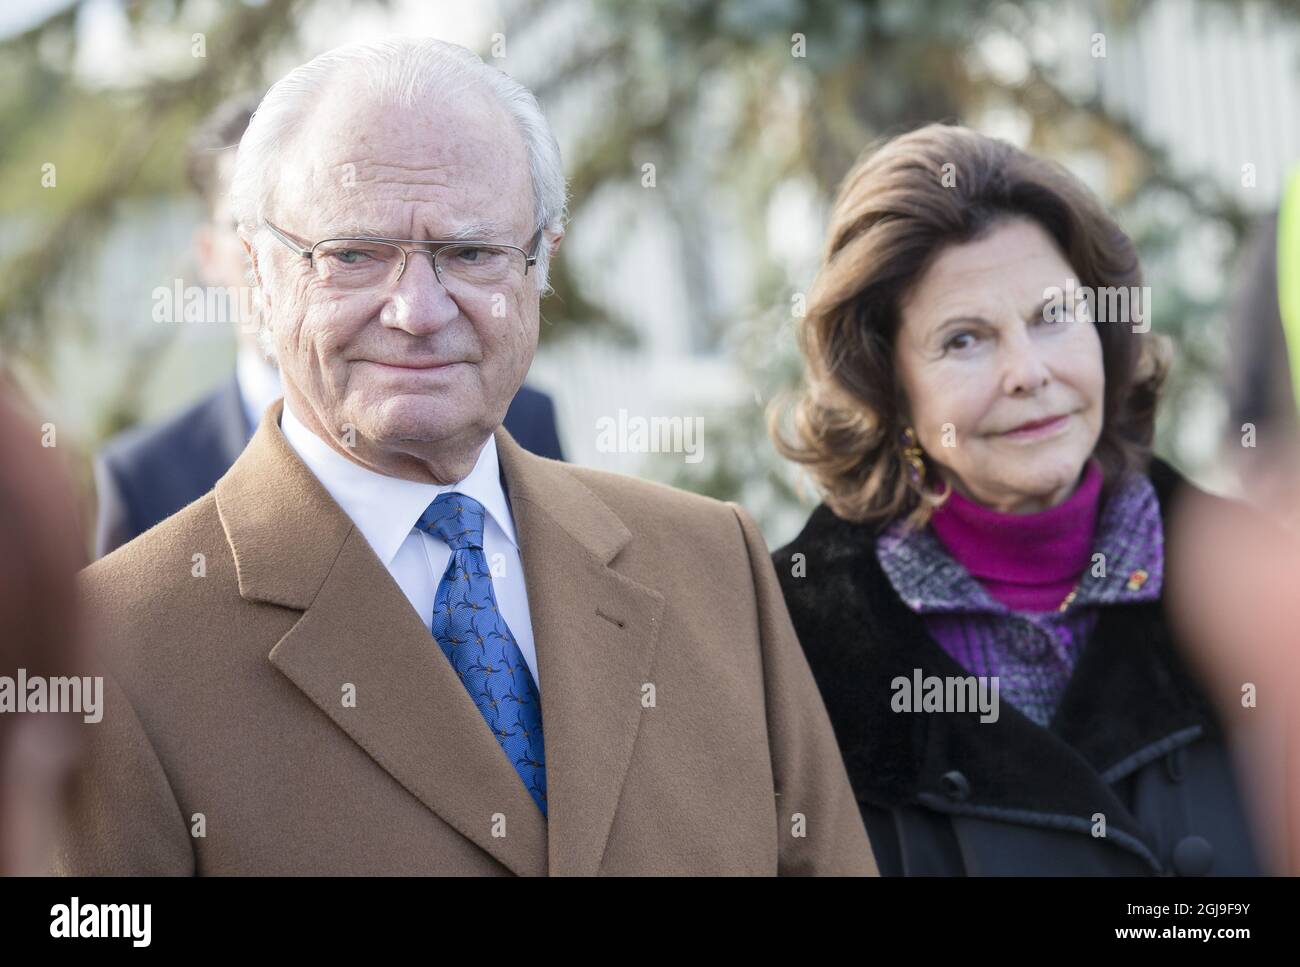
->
[52, 399, 874, 876]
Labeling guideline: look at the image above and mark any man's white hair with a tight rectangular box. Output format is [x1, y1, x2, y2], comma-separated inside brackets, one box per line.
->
[229, 36, 568, 358]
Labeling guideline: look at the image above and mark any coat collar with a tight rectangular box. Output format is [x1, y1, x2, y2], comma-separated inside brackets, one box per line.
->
[774, 456, 1221, 857]
[215, 399, 665, 876]
[875, 465, 1164, 615]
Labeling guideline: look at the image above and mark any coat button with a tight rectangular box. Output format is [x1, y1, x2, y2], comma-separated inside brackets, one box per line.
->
[1172, 835, 1214, 875]
[941, 770, 971, 802]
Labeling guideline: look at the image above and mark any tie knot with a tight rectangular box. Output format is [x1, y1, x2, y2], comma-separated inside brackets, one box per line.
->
[417, 492, 485, 550]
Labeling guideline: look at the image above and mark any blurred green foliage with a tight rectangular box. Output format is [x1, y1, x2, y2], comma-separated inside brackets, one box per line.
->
[1, 0, 1294, 537]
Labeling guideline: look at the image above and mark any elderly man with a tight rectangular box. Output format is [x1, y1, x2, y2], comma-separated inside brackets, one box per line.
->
[93, 95, 566, 560]
[52, 37, 873, 875]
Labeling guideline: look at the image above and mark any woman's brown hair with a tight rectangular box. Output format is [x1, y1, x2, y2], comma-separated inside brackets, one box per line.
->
[770, 122, 1170, 530]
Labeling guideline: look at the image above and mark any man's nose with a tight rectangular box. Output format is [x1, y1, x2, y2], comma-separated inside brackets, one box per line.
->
[378, 251, 459, 334]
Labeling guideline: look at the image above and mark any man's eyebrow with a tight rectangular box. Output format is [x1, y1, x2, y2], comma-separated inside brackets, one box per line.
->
[322, 220, 508, 241]
[319, 225, 392, 239]
[440, 220, 508, 241]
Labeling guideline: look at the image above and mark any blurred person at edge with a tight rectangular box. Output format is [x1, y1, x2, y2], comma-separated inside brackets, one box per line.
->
[51, 37, 873, 875]
[1183, 172, 1300, 874]
[770, 122, 1267, 875]
[1217, 172, 1300, 527]
[0, 376, 88, 875]
[1168, 475, 1300, 874]
[93, 95, 566, 559]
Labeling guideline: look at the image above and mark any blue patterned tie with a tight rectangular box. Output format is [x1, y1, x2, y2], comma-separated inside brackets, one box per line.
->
[416, 492, 547, 818]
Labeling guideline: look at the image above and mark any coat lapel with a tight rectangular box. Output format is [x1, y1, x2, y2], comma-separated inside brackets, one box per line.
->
[493, 429, 666, 876]
[215, 400, 664, 876]
[217, 400, 546, 874]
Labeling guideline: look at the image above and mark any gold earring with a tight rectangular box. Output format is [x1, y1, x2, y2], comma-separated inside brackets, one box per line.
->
[900, 425, 925, 488]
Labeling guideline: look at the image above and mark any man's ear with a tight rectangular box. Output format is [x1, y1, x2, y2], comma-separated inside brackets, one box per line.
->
[239, 234, 262, 286]
[239, 233, 272, 317]
[545, 227, 565, 260]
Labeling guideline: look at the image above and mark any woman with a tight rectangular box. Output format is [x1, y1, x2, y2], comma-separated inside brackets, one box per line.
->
[770, 123, 1264, 875]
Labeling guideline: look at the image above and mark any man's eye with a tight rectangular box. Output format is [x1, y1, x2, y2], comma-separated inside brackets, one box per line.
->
[332, 249, 372, 265]
[455, 247, 491, 263]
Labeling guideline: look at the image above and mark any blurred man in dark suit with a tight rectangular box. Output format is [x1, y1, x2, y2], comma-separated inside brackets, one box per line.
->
[93, 96, 565, 558]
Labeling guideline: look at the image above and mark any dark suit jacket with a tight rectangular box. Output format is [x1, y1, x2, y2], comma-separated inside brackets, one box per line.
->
[94, 376, 566, 557]
[1225, 212, 1295, 442]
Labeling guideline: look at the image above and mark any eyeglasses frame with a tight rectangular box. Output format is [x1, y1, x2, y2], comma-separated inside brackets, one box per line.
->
[261, 218, 543, 289]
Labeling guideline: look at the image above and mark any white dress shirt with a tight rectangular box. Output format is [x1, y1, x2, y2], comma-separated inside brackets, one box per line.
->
[279, 400, 540, 689]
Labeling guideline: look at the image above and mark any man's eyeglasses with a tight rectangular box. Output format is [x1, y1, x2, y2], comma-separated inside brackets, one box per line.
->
[262, 219, 543, 292]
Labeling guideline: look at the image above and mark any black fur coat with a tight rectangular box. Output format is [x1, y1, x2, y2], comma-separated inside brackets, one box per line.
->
[773, 457, 1265, 875]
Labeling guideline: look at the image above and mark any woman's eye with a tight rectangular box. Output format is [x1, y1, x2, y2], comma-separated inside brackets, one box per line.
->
[944, 331, 977, 352]
[1044, 302, 1076, 324]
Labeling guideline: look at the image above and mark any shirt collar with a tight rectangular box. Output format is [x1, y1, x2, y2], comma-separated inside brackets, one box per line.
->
[235, 346, 283, 436]
[876, 467, 1164, 616]
[279, 399, 517, 567]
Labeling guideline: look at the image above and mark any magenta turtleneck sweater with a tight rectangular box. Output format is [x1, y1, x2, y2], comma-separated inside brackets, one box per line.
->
[927, 459, 1103, 612]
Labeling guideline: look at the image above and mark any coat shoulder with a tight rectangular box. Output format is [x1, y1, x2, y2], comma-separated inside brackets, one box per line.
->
[771, 502, 886, 617]
[559, 462, 743, 544]
[80, 492, 236, 648]
[773, 502, 875, 565]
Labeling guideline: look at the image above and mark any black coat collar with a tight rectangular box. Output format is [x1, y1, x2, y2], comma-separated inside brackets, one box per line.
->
[774, 456, 1222, 843]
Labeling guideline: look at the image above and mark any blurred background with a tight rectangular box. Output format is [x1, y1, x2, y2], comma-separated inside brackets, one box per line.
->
[2, 0, 1299, 548]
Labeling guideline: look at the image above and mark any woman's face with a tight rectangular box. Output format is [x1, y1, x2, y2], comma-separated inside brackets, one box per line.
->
[894, 217, 1105, 514]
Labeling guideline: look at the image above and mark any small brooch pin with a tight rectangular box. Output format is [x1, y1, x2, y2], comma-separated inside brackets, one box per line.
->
[1126, 569, 1149, 592]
